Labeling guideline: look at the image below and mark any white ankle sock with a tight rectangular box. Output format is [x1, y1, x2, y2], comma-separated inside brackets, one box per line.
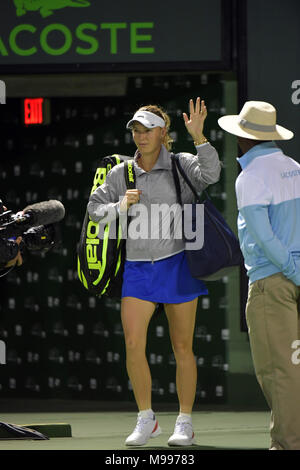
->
[178, 412, 192, 421]
[138, 409, 154, 418]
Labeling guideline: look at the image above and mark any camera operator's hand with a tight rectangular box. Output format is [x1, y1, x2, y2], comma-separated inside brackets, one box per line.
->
[5, 236, 23, 267]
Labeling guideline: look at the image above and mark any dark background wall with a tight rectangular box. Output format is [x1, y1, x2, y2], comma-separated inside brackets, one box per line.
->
[0, 75, 230, 404]
[246, 0, 300, 161]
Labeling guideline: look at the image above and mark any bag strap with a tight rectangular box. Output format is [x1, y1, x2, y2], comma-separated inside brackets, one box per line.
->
[171, 153, 209, 203]
[122, 160, 136, 239]
[171, 155, 183, 205]
[124, 160, 136, 189]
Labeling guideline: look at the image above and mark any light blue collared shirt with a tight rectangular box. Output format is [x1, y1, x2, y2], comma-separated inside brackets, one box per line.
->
[237, 141, 278, 170]
[235, 141, 300, 285]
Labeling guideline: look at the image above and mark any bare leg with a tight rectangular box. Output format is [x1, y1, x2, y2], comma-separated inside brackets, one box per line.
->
[164, 298, 198, 414]
[121, 296, 157, 411]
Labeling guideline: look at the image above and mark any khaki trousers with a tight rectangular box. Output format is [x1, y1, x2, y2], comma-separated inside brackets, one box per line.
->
[246, 272, 300, 450]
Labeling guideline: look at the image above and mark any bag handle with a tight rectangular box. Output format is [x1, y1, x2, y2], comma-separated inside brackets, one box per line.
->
[171, 154, 209, 204]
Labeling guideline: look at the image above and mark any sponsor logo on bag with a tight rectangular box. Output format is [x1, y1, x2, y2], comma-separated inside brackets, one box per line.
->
[86, 219, 101, 270]
[91, 168, 106, 194]
[128, 163, 135, 184]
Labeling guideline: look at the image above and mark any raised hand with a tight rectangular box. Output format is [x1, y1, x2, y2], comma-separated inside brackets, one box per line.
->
[183, 97, 207, 143]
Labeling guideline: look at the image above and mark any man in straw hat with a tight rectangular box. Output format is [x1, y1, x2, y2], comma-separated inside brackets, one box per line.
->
[218, 101, 300, 450]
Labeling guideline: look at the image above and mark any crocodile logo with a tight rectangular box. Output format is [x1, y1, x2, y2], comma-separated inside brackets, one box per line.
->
[13, 0, 91, 18]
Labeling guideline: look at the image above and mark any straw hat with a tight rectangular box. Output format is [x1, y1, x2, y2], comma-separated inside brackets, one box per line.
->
[218, 101, 294, 140]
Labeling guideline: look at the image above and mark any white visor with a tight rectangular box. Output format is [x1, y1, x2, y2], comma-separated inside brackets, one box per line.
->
[126, 110, 165, 129]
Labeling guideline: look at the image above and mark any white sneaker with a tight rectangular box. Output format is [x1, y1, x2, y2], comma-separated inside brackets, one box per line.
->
[125, 413, 161, 446]
[168, 417, 195, 446]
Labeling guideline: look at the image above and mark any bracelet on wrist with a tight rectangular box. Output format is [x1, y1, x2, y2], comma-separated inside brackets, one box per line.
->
[194, 137, 208, 146]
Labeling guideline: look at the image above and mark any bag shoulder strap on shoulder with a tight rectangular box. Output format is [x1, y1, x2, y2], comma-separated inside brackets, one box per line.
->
[171, 153, 209, 203]
[171, 154, 182, 205]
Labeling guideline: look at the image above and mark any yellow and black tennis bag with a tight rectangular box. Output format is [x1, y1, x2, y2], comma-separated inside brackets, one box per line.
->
[77, 155, 136, 298]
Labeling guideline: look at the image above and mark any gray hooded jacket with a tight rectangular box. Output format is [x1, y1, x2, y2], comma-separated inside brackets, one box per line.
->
[87, 143, 221, 262]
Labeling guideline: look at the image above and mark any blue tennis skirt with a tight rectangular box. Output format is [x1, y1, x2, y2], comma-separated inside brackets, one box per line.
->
[121, 251, 208, 303]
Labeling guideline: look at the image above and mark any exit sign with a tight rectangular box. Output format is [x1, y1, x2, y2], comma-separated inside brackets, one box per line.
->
[23, 98, 50, 125]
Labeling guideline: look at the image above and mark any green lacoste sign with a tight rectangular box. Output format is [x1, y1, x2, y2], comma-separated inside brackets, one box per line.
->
[13, 0, 91, 18]
[0, 1, 223, 69]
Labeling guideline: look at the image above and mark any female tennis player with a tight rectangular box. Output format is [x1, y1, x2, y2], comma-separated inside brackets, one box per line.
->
[88, 98, 221, 446]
